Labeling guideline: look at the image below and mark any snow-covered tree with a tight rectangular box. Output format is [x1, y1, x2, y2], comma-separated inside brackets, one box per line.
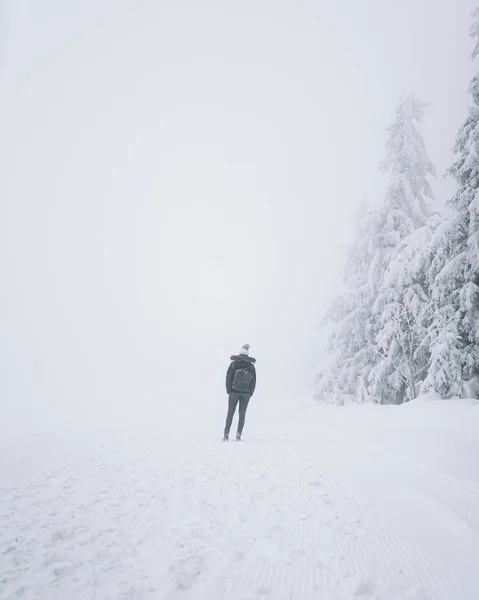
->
[420, 305, 464, 398]
[420, 9, 479, 398]
[316, 95, 436, 404]
[369, 216, 441, 404]
[379, 95, 435, 230]
[315, 202, 378, 404]
[368, 95, 436, 404]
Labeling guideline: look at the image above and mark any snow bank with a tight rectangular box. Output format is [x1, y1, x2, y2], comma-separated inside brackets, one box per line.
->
[307, 394, 479, 485]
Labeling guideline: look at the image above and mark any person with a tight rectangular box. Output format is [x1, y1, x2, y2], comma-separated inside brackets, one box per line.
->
[223, 343, 256, 441]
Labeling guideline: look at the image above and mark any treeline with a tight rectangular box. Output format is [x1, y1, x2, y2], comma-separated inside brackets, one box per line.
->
[316, 10, 479, 404]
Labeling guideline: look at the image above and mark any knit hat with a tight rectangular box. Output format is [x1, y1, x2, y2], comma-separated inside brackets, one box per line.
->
[238, 343, 250, 356]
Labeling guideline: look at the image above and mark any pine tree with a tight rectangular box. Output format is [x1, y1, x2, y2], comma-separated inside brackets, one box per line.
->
[315, 202, 378, 404]
[421, 9, 479, 398]
[367, 95, 436, 404]
[420, 305, 464, 398]
[370, 216, 440, 404]
[316, 95, 436, 404]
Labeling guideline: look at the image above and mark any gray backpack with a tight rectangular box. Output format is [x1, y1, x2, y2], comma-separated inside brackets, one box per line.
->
[232, 368, 253, 393]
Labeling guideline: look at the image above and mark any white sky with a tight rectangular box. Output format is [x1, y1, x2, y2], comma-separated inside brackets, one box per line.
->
[1, 0, 477, 436]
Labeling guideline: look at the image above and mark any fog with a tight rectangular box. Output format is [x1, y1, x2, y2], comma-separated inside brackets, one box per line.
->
[1, 0, 476, 438]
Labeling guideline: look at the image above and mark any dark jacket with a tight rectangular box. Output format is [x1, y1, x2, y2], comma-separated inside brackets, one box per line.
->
[226, 355, 256, 396]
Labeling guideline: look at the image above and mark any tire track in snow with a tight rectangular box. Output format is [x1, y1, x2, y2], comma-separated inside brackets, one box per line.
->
[261, 443, 450, 599]
[318, 465, 468, 600]
[2, 423, 478, 600]
[223, 451, 426, 599]
[416, 467, 479, 532]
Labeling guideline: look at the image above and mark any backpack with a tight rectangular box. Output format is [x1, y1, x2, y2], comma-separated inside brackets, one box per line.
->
[232, 368, 253, 393]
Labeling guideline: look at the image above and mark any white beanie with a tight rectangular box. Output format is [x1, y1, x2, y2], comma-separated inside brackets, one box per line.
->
[238, 343, 250, 356]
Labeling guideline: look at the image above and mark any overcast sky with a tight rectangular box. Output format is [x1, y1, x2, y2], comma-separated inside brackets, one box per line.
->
[1, 0, 477, 437]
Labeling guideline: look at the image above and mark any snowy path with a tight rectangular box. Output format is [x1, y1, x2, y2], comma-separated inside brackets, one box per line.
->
[2, 398, 479, 600]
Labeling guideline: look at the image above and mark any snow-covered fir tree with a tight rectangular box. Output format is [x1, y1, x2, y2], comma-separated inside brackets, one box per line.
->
[315, 201, 378, 404]
[369, 214, 441, 404]
[420, 303, 464, 398]
[368, 95, 436, 404]
[420, 9, 479, 398]
[316, 95, 436, 404]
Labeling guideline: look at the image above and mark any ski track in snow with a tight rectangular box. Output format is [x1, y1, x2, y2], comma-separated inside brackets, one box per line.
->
[1, 402, 479, 600]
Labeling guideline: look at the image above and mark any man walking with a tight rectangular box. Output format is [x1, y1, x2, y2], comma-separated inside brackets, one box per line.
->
[223, 344, 256, 441]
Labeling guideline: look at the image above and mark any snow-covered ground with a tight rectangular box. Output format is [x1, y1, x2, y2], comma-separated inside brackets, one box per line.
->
[2, 395, 479, 600]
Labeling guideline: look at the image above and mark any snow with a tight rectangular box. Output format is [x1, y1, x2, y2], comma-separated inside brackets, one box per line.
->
[317, 95, 438, 405]
[2, 396, 479, 600]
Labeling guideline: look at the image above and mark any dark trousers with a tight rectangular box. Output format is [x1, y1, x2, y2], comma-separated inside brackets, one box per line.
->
[224, 393, 251, 435]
